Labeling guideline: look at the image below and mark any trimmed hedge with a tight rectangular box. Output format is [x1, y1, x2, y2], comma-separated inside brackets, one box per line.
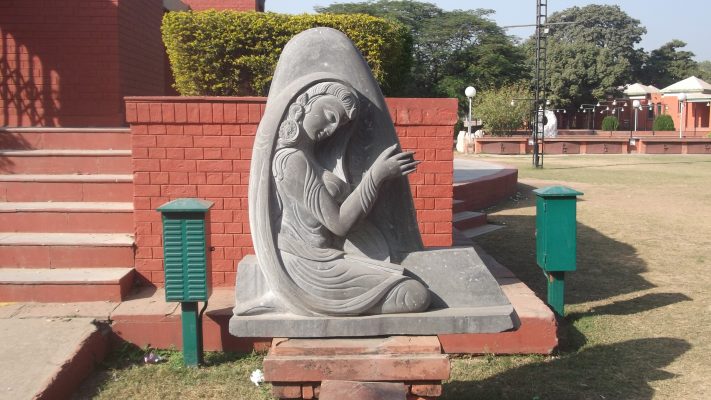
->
[601, 116, 619, 131]
[162, 11, 412, 96]
[653, 114, 675, 131]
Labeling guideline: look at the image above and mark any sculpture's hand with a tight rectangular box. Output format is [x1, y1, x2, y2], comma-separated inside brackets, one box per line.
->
[372, 144, 420, 184]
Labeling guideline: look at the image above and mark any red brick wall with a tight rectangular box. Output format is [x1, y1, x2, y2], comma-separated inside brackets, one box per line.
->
[0, 0, 168, 127]
[183, 0, 264, 11]
[126, 96, 456, 286]
[1, 0, 122, 126]
[118, 1, 166, 100]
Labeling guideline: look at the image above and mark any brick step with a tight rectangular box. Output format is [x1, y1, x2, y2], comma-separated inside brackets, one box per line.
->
[0, 267, 134, 302]
[0, 127, 131, 150]
[0, 150, 131, 174]
[0, 202, 133, 233]
[0, 232, 135, 268]
[453, 199, 468, 213]
[0, 174, 133, 201]
[453, 210, 487, 230]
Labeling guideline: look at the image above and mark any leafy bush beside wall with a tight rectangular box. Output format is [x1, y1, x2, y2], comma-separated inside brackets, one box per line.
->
[601, 116, 620, 131]
[652, 114, 675, 131]
[162, 11, 412, 96]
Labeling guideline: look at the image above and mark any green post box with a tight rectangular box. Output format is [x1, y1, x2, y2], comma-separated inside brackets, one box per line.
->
[157, 198, 214, 367]
[533, 186, 583, 316]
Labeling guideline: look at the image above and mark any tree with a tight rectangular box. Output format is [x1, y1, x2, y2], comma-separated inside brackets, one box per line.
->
[698, 61, 711, 82]
[473, 83, 532, 136]
[642, 40, 699, 88]
[529, 5, 646, 107]
[316, 0, 527, 99]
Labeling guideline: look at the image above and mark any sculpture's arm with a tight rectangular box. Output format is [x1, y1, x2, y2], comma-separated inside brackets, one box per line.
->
[280, 145, 418, 237]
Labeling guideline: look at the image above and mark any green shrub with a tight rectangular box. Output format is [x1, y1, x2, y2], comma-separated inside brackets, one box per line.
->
[653, 114, 675, 131]
[162, 11, 412, 96]
[601, 116, 619, 131]
[474, 82, 532, 136]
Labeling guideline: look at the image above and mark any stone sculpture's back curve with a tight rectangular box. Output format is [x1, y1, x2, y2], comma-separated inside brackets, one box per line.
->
[248, 28, 423, 316]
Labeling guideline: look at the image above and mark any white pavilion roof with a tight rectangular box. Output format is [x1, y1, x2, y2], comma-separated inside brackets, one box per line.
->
[624, 83, 660, 97]
[661, 76, 711, 94]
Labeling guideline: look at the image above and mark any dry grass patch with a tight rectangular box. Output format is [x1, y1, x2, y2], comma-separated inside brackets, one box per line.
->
[445, 154, 711, 400]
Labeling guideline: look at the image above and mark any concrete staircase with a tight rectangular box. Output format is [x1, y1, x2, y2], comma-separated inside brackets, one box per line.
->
[0, 128, 135, 302]
[452, 208, 503, 241]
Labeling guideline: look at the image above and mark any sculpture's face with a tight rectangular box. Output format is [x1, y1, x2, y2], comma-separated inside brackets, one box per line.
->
[302, 95, 349, 142]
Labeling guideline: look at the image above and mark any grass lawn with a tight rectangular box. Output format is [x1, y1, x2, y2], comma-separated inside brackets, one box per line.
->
[77, 154, 711, 400]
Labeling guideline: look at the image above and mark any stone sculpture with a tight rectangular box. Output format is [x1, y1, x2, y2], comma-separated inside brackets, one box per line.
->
[230, 27, 516, 337]
[238, 27, 431, 317]
[542, 109, 558, 138]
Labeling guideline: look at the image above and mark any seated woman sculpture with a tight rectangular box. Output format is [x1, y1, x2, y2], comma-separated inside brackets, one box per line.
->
[264, 80, 431, 316]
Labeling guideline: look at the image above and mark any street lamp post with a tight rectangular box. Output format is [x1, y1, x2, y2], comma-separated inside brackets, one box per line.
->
[465, 86, 476, 154]
[678, 93, 687, 138]
[632, 99, 640, 132]
[579, 104, 597, 129]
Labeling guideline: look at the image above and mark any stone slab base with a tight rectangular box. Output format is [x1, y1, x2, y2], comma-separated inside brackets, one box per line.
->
[265, 336, 448, 399]
[109, 247, 555, 354]
[437, 247, 558, 354]
[109, 265, 556, 354]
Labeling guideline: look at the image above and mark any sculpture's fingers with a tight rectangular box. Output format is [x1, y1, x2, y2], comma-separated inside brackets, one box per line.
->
[402, 167, 417, 176]
[394, 151, 415, 160]
[400, 160, 421, 172]
[385, 143, 400, 156]
[378, 143, 399, 160]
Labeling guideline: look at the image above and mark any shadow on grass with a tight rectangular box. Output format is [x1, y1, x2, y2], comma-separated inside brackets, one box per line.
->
[556, 292, 693, 353]
[477, 209, 654, 305]
[443, 337, 690, 400]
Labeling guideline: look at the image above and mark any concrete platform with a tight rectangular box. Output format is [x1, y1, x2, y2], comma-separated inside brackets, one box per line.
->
[0, 317, 109, 400]
[453, 157, 518, 212]
[110, 246, 556, 355]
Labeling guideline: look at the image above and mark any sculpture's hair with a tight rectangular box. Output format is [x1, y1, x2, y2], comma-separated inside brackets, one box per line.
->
[278, 81, 359, 147]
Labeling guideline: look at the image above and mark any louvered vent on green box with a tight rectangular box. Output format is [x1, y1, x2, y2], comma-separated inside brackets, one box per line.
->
[157, 199, 214, 302]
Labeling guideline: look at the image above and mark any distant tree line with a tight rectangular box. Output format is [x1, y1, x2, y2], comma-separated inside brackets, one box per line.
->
[316, 1, 710, 130]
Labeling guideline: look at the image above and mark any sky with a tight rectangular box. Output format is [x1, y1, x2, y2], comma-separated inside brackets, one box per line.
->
[264, 0, 711, 61]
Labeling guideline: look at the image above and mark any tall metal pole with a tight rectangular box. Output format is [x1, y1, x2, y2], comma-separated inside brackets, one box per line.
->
[533, 0, 548, 168]
[468, 96, 472, 138]
[678, 94, 686, 138]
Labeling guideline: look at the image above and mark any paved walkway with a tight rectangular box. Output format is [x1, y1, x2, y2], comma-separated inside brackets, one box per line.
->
[0, 312, 104, 400]
[453, 157, 504, 183]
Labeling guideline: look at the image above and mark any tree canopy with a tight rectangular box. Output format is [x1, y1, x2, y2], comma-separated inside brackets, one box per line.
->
[532, 4, 646, 107]
[698, 61, 711, 83]
[642, 40, 699, 88]
[316, 0, 527, 99]
[473, 83, 532, 135]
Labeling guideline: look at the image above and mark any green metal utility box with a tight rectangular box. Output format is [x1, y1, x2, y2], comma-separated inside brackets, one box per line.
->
[157, 198, 214, 302]
[157, 198, 213, 367]
[533, 186, 583, 316]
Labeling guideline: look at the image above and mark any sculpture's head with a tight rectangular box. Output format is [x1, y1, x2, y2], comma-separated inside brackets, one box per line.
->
[278, 81, 358, 147]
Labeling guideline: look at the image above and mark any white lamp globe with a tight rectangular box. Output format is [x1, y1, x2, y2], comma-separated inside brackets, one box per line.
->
[632, 100, 640, 108]
[465, 86, 476, 98]
[678, 93, 687, 102]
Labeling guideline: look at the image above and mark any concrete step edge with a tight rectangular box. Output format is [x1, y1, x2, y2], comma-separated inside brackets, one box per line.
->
[453, 211, 485, 222]
[461, 224, 505, 239]
[0, 202, 133, 212]
[0, 267, 134, 284]
[0, 150, 131, 156]
[0, 174, 133, 183]
[0, 233, 135, 247]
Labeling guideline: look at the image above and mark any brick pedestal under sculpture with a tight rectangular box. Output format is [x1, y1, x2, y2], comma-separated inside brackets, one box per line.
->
[264, 336, 449, 400]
